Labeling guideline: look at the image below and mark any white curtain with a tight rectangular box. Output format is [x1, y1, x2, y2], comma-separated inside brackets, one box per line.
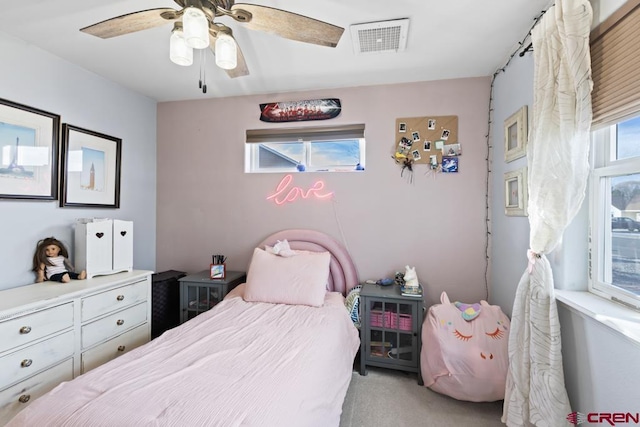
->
[502, 1, 593, 426]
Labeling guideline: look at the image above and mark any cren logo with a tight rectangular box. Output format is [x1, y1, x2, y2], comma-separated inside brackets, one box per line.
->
[567, 412, 587, 425]
[568, 412, 640, 426]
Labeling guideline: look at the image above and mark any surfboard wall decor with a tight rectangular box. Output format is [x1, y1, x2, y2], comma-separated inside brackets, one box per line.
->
[259, 98, 341, 123]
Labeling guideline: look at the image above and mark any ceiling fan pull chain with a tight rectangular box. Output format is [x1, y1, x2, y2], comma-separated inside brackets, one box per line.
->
[202, 50, 207, 94]
[198, 50, 203, 89]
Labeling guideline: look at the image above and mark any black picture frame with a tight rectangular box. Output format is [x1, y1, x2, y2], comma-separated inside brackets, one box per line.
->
[0, 97, 60, 200]
[59, 124, 121, 208]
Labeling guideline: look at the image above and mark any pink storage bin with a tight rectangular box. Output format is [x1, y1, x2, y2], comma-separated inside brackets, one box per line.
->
[389, 313, 413, 331]
[397, 313, 412, 331]
[370, 310, 391, 328]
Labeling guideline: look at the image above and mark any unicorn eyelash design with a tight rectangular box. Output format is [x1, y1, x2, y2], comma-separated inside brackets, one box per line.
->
[485, 328, 505, 340]
[453, 329, 472, 341]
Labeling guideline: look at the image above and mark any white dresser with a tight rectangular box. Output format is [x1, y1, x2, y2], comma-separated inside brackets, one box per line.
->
[0, 270, 152, 424]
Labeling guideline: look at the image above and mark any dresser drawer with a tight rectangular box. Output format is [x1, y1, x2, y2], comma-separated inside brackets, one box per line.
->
[0, 357, 73, 425]
[82, 302, 147, 350]
[81, 323, 148, 374]
[0, 330, 74, 389]
[0, 303, 74, 355]
[81, 279, 148, 322]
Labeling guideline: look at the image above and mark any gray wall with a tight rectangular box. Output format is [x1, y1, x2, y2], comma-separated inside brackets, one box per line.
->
[489, 0, 639, 414]
[0, 31, 157, 290]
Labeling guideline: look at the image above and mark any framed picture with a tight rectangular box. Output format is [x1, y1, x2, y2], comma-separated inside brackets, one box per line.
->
[504, 167, 528, 216]
[504, 105, 528, 162]
[0, 97, 60, 200]
[210, 264, 226, 280]
[60, 124, 121, 208]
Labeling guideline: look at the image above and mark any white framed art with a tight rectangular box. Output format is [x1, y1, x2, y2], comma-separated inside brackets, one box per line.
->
[504, 105, 528, 162]
[504, 166, 528, 216]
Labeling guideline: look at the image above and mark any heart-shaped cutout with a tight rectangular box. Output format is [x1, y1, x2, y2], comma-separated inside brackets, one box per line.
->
[120, 231, 127, 237]
[96, 232, 104, 238]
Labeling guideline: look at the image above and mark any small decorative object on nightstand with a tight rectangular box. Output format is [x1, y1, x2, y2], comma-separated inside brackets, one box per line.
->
[359, 283, 424, 384]
[178, 270, 246, 323]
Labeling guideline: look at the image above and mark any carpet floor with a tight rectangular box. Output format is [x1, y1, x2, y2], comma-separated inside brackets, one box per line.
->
[339, 367, 504, 427]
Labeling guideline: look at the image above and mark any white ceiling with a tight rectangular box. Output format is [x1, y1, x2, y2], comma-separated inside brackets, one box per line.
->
[0, 0, 553, 102]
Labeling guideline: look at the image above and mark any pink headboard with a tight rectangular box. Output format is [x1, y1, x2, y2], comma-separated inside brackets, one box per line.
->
[257, 229, 359, 296]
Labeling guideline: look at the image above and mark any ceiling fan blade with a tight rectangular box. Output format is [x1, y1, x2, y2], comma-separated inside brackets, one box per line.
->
[230, 4, 344, 48]
[80, 8, 180, 39]
[227, 43, 250, 78]
[209, 32, 250, 78]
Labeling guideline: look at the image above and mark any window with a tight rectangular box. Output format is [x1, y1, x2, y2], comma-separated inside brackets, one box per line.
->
[245, 124, 365, 173]
[589, 114, 640, 310]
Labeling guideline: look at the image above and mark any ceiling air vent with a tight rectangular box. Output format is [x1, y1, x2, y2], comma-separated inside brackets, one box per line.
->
[350, 18, 409, 55]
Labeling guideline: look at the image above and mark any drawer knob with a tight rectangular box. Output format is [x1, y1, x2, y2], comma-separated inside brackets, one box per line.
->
[116, 319, 124, 326]
[19, 326, 32, 334]
[116, 295, 125, 301]
[18, 394, 31, 404]
[120, 231, 127, 237]
[21, 359, 33, 368]
[96, 232, 104, 238]
[117, 345, 126, 352]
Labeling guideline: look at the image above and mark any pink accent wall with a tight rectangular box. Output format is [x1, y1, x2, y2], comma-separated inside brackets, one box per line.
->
[157, 78, 490, 306]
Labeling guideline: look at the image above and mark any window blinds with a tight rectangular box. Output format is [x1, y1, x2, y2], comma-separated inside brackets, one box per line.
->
[246, 124, 365, 143]
[591, 0, 640, 128]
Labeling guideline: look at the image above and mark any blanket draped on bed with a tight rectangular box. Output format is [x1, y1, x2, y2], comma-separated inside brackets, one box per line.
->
[8, 285, 360, 427]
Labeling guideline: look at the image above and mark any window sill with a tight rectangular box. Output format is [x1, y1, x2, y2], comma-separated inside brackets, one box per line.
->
[555, 290, 640, 346]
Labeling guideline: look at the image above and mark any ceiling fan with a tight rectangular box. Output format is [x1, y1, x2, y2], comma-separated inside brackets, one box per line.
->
[80, 0, 345, 82]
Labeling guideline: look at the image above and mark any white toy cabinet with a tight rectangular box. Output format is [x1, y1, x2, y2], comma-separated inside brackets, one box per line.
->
[75, 219, 133, 279]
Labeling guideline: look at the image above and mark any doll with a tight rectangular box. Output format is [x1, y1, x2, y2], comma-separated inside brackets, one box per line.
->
[32, 237, 86, 283]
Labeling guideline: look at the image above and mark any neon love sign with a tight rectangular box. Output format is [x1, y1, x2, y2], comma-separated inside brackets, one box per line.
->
[266, 174, 334, 205]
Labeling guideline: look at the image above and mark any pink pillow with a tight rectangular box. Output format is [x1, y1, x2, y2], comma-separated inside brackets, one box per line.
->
[243, 248, 330, 307]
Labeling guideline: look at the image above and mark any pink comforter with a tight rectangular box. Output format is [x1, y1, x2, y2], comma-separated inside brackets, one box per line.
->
[8, 285, 360, 427]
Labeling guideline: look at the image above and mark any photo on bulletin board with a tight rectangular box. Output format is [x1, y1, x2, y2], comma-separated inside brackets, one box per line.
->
[442, 143, 461, 156]
[442, 157, 459, 173]
[397, 137, 413, 155]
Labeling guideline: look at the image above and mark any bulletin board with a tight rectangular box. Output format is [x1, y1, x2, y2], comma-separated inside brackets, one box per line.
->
[394, 116, 459, 165]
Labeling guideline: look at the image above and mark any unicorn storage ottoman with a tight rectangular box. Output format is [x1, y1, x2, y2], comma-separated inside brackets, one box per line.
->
[421, 292, 510, 402]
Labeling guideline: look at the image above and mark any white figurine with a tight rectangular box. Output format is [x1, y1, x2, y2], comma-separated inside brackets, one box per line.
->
[403, 265, 419, 289]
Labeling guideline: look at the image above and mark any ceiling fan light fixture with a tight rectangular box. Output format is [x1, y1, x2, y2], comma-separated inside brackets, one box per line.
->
[170, 25, 193, 66]
[183, 7, 210, 49]
[215, 33, 237, 70]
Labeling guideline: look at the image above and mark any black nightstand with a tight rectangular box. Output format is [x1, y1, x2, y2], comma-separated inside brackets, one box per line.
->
[178, 270, 246, 323]
[359, 284, 424, 384]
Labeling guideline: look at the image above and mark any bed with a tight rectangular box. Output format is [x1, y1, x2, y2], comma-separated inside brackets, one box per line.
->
[7, 229, 360, 427]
